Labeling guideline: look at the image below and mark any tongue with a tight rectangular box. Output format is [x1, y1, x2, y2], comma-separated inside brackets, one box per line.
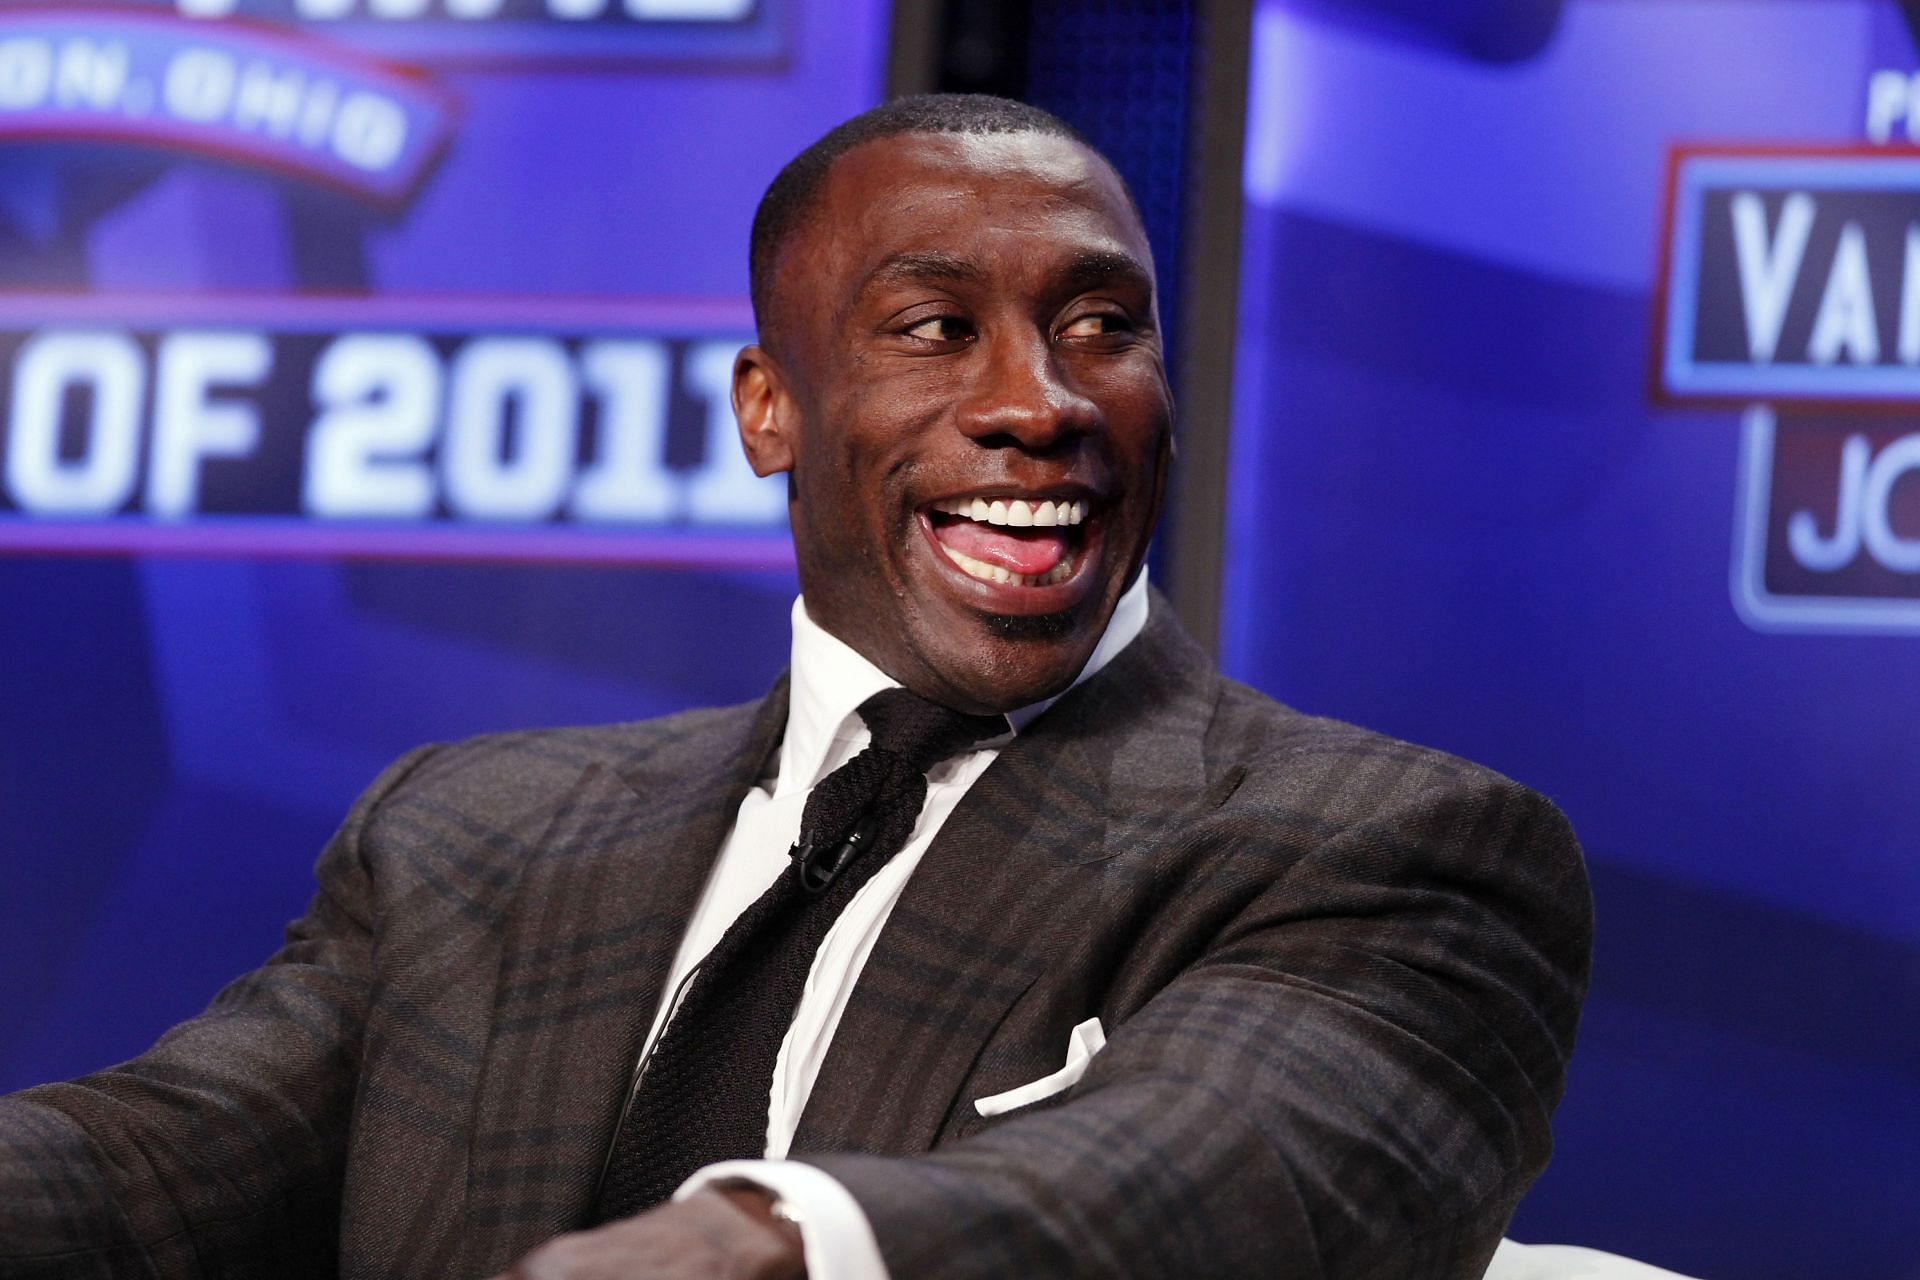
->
[934, 517, 1070, 575]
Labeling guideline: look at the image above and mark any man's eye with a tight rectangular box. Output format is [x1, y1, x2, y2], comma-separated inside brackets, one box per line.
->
[1059, 313, 1130, 339]
[903, 316, 972, 342]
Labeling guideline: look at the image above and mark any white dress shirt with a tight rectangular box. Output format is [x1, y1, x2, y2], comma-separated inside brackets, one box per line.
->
[658, 573, 1151, 1279]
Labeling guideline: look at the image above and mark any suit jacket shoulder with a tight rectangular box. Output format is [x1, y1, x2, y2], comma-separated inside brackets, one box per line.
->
[357, 694, 781, 848]
[319, 689, 793, 1276]
[0, 689, 793, 1280]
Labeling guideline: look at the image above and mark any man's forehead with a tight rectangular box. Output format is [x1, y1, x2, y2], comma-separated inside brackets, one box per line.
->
[825, 132, 1121, 220]
[839, 130, 1104, 188]
[759, 127, 1153, 356]
[810, 130, 1147, 262]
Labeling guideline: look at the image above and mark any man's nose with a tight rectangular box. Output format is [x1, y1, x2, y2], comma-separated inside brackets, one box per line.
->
[954, 330, 1099, 451]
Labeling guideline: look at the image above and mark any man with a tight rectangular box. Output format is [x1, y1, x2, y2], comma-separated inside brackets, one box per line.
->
[0, 96, 1590, 1280]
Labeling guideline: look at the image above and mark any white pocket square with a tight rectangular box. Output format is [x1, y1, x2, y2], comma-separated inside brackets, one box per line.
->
[973, 1017, 1107, 1117]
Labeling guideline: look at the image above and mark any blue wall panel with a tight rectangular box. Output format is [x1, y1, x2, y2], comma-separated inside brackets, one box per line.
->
[0, 0, 885, 1091]
[1227, 3, 1920, 1275]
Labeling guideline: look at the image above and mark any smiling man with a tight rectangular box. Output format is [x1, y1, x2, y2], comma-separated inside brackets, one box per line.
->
[729, 108, 1171, 720]
[0, 97, 1590, 1280]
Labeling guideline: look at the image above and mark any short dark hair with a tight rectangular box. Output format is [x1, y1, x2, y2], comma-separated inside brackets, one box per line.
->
[748, 94, 1107, 347]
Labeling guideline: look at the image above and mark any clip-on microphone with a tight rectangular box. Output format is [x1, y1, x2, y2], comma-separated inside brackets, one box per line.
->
[790, 808, 881, 894]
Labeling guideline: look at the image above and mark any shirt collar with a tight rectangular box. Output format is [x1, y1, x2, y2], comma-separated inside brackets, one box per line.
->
[777, 570, 1152, 795]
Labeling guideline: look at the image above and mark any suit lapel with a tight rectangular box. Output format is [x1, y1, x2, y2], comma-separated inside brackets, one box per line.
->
[458, 685, 787, 1273]
[792, 600, 1216, 1156]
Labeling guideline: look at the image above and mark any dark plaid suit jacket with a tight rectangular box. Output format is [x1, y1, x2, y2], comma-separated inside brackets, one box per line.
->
[0, 598, 1590, 1279]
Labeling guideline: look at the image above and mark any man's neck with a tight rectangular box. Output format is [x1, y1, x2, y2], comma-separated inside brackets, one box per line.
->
[777, 572, 1152, 795]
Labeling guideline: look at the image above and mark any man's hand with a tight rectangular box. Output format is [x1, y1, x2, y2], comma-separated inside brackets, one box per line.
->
[488, 1186, 806, 1280]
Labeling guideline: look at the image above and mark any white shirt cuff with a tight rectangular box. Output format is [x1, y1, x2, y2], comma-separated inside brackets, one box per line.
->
[677, 1159, 892, 1280]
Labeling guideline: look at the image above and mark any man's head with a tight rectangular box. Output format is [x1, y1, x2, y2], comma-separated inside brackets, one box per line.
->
[732, 94, 1174, 715]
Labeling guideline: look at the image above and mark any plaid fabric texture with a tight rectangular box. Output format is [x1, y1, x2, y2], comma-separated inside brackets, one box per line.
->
[0, 595, 1591, 1279]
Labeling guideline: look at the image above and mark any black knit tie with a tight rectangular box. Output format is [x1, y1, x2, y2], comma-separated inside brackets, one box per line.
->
[586, 687, 1008, 1223]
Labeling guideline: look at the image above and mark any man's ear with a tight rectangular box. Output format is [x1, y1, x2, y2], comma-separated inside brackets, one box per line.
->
[733, 344, 797, 478]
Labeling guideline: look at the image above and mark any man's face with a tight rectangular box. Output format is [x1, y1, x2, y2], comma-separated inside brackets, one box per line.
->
[737, 130, 1173, 714]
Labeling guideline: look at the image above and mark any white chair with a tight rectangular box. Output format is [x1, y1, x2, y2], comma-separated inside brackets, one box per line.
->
[1486, 1237, 1703, 1279]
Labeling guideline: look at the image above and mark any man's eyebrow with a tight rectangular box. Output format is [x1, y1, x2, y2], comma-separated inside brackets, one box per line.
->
[1059, 249, 1154, 297]
[856, 247, 1155, 301]
[861, 250, 989, 293]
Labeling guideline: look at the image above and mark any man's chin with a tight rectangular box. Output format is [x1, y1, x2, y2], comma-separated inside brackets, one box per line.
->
[982, 610, 1080, 642]
[908, 625, 1100, 714]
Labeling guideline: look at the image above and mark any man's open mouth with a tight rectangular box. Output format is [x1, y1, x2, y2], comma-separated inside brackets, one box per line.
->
[923, 496, 1091, 588]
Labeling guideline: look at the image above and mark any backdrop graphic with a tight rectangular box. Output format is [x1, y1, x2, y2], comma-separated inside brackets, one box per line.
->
[12, 2, 1917, 1272]
[0, 0, 886, 1090]
[1227, 2, 1920, 1276]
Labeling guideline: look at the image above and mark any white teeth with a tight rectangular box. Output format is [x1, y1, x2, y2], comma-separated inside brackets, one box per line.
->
[939, 541, 1077, 587]
[930, 497, 1090, 527]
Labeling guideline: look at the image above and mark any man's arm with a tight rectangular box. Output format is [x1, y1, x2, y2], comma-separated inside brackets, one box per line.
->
[802, 770, 1590, 1279]
[0, 747, 432, 1279]
[489, 1185, 804, 1280]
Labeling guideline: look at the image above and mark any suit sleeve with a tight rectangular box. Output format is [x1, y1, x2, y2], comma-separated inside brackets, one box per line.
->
[0, 746, 437, 1280]
[802, 768, 1593, 1280]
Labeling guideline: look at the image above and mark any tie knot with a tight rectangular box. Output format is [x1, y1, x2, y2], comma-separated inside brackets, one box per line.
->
[856, 688, 1009, 773]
